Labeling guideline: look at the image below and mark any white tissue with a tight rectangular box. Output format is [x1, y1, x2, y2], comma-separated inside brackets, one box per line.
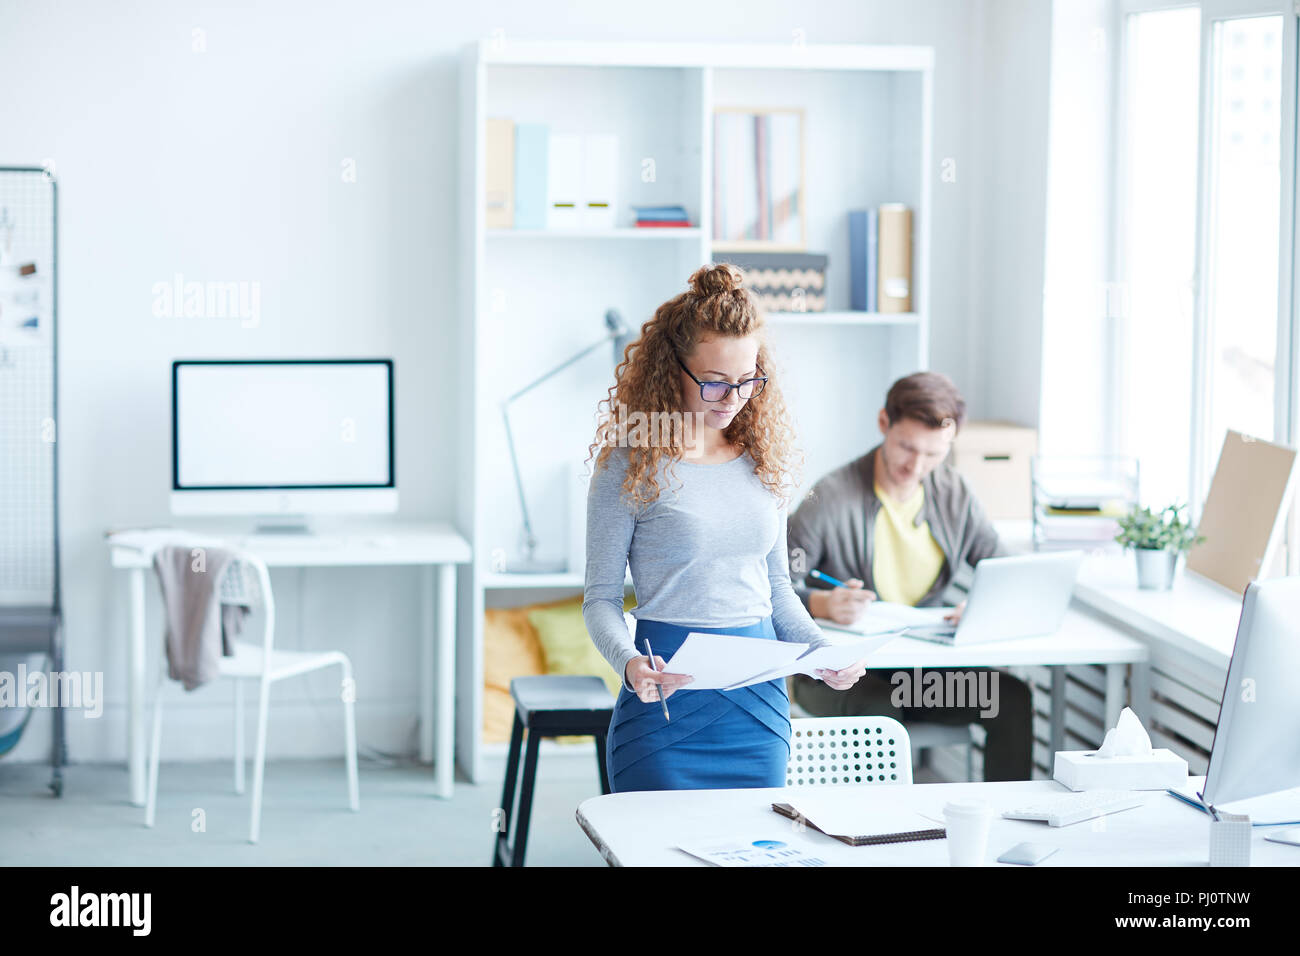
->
[1094, 706, 1153, 758]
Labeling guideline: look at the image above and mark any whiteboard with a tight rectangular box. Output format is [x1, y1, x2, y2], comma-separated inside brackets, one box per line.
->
[0, 168, 57, 607]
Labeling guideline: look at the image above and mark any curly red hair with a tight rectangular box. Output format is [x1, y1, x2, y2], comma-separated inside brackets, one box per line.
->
[588, 263, 802, 508]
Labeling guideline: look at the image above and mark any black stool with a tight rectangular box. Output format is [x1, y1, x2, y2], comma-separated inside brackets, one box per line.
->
[492, 675, 614, 867]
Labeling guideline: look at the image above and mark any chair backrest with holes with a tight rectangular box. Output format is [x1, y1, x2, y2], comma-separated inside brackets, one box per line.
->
[786, 716, 913, 787]
[218, 553, 274, 653]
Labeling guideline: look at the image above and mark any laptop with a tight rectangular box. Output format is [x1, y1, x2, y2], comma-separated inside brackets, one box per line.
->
[901, 550, 1085, 646]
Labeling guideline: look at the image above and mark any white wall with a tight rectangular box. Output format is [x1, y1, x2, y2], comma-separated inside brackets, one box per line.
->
[1039, 0, 1115, 457]
[0, 0, 1053, 764]
[972, 0, 1054, 428]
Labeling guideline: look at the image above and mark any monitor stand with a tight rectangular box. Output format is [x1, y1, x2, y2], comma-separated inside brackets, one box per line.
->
[252, 516, 314, 536]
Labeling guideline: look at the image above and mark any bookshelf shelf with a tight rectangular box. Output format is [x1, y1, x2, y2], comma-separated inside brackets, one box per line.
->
[765, 310, 921, 326]
[487, 227, 702, 240]
[457, 40, 933, 782]
[482, 570, 632, 590]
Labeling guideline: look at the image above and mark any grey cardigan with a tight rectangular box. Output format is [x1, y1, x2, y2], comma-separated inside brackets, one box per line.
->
[787, 445, 1003, 609]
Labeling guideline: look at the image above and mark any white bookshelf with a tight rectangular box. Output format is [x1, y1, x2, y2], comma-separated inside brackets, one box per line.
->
[765, 310, 922, 326]
[487, 228, 704, 240]
[456, 40, 933, 781]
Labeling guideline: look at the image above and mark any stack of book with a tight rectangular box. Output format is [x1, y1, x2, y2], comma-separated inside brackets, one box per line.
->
[1030, 457, 1139, 552]
[633, 204, 691, 228]
[848, 204, 912, 313]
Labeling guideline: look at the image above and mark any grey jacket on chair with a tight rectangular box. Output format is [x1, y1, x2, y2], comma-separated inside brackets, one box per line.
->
[787, 444, 1004, 609]
[152, 545, 239, 691]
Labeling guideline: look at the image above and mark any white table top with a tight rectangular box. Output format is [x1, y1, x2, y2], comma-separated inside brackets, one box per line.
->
[826, 606, 1147, 668]
[577, 777, 1300, 867]
[106, 521, 472, 568]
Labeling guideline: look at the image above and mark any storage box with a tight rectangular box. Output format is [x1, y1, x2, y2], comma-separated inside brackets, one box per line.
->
[1053, 748, 1189, 792]
[712, 252, 828, 313]
[949, 421, 1038, 520]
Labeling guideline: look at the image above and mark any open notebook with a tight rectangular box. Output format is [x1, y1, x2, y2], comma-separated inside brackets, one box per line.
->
[816, 601, 952, 636]
[772, 793, 946, 846]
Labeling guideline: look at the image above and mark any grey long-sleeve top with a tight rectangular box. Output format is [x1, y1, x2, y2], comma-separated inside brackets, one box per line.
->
[583, 446, 826, 690]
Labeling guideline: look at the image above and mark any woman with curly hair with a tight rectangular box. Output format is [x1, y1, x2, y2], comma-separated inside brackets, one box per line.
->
[582, 263, 870, 792]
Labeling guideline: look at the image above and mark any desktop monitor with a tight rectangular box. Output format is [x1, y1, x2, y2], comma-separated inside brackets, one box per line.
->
[1201, 576, 1300, 806]
[171, 359, 396, 523]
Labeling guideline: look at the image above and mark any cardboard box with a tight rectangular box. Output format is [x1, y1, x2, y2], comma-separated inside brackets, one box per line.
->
[949, 421, 1038, 520]
[1053, 748, 1189, 792]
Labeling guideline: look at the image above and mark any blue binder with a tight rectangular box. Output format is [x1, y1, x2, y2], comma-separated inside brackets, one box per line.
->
[849, 209, 879, 312]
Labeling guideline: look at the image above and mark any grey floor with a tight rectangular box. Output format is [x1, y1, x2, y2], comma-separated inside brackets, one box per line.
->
[0, 750, 612, 866]
[0, 752, 945, 866]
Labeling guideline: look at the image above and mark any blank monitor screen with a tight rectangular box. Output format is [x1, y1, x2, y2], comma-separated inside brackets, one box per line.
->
[173, 360, 393, 489]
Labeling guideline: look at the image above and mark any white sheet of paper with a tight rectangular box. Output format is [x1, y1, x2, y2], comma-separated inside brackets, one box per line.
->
[660, 633, 805, 690]
[784, 792, 938, 839]
[792, 633, 899, 676]
[724, 632, 900, 689]
[676, 838, 831, 867]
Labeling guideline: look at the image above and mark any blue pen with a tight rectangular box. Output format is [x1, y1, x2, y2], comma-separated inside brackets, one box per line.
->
[644, 639, 670, 721]
[809, 569, 850, 588]
[1164, 789, 1300, 827]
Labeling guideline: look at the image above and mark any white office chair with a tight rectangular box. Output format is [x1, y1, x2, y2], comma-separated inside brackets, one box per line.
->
[786, 716, 913, 787]
[144, 551, 360, 843]
[787, 694, 976, 781]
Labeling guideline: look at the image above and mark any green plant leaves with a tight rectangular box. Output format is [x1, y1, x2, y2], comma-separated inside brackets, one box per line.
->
[1114, 503, 1204, 553]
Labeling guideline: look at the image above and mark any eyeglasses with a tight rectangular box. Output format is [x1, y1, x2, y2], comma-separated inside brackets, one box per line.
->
[675, 355, 767, 403]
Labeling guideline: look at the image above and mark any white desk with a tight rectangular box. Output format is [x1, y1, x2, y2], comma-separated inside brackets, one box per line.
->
[578, 776, 1300, 866]
[108, 522, 472, 805]
[829, 606, 1149, 754]
[1072, 553, 1243, 670]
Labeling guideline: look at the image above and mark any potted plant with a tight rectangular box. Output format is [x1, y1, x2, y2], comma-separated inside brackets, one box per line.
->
[1114, 504, 1204, 591]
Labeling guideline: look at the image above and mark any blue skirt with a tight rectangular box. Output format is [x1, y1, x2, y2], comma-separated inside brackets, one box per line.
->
[606, 617, 791, 793]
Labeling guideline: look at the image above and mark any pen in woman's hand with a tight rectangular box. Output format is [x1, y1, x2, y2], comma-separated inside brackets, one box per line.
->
[644, 640, 670, 721]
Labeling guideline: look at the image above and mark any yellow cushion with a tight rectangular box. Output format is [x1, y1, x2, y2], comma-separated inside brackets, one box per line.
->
[482, 606, 548, 744]
[481, 593, 636, 744]
[528, 595, 633, 697]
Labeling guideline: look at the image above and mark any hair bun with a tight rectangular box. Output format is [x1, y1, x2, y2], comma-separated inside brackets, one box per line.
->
[688, 263, 743, 298]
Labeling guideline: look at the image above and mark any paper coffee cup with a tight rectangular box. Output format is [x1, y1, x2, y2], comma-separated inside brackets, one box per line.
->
[943, 799, 992, 866]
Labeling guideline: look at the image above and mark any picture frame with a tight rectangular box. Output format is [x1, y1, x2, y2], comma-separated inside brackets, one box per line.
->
[711, 107, 806, 251]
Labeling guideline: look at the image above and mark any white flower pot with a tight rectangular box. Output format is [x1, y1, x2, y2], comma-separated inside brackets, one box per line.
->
[1134, 547, 1178, 591]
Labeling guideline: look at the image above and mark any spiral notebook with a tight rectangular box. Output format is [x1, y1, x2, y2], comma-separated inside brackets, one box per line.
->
[771, 801, 946, 847]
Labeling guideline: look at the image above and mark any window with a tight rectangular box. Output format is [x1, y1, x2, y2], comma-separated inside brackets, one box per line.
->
[1112, 1, 1296, 522]
[1117, 5, 1201, 508]
[1201, 14, 1284, 481]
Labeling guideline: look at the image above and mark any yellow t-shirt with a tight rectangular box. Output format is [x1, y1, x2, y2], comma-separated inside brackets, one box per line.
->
[871, 480, 946, 606]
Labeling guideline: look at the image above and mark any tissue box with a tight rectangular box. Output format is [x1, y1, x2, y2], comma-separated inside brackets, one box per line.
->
[1053, 749, 1189, 792]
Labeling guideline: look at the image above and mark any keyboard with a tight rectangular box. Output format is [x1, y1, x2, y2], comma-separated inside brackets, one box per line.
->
[904, 624, 958, 644]
[1002, 790, 1145, 827]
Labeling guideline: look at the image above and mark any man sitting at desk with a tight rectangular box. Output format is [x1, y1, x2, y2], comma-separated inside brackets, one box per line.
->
[786, 371, 1033, 781]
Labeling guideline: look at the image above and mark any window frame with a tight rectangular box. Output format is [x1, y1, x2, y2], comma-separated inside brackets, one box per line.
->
[1113, 0, 1300, 572]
